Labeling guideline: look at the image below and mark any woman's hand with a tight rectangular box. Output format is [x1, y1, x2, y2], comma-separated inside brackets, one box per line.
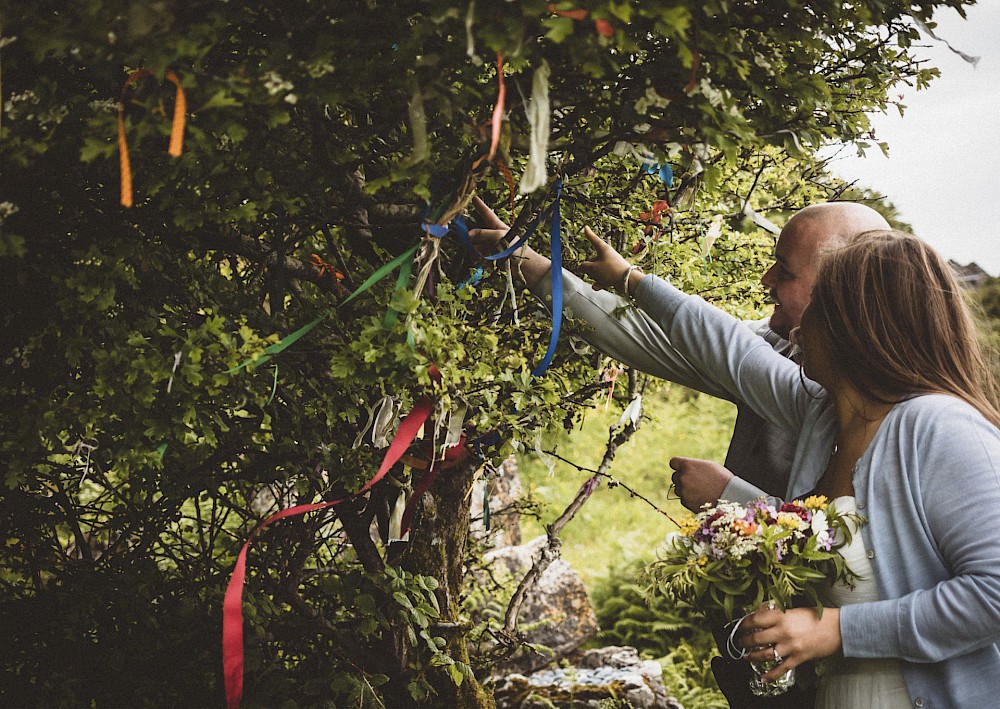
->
[741, 606, 843, 682]
[467, 196, 553, 288]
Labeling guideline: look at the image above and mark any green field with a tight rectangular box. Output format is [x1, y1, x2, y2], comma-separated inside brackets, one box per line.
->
[517, 383, 737, 584]
[514, 383, 737, 708]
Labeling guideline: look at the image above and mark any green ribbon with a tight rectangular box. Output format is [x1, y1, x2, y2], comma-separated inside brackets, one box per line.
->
[227, 243, 420, 374]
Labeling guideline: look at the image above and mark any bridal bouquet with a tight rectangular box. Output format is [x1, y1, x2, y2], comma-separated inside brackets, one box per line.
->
[648, 496, 864, 695]
[651, 495, 863, 618]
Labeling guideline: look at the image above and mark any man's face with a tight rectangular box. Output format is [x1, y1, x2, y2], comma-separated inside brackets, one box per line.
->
[760, 215, 830, 340]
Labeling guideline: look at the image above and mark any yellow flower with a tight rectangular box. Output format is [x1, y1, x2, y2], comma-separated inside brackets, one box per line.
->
[678, 516, 699, 536]
[803, 495, 829, 511]
[777, 512, 806, 529]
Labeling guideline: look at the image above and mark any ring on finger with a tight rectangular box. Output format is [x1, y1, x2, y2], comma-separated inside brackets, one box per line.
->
[772, 646, 782, 664]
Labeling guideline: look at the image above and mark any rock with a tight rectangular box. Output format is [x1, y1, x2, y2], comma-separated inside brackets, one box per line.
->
[483, 535, 599, 674]
[492, 646, 684, 709]
[471, 454, 523, 547]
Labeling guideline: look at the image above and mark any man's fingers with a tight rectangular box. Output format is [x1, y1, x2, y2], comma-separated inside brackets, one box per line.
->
[472, 196, 509, 230]
[582, 225, 609, 252]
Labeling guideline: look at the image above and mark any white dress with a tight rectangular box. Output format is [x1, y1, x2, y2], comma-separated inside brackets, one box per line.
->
[814, 496, 911, 709]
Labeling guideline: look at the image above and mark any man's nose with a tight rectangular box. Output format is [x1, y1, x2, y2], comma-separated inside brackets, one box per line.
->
[761, 263, 777, 288]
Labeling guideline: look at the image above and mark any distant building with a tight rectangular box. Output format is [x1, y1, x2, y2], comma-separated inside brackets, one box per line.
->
[948, 260, 991, 289]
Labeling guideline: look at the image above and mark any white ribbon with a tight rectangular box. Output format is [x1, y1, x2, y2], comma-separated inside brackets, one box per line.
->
[519, 60, 551, 195]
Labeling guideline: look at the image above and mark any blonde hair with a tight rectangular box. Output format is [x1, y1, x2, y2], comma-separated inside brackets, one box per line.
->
[808, 230, 1000, 428]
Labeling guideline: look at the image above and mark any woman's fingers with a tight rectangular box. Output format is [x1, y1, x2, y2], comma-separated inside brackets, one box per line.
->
[740, 606, 842, 683]
[467, 227, 509, 250]
[578, 226, 630, 291]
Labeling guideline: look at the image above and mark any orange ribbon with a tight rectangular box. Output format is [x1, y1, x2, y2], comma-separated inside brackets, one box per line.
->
[495, 156, 517, 214]
[118, 68, 187, 207]
[309, 253, 345, 281]
[594, 19, 614, 37]
[473, 52, 506, 172]
[547, 5, 613, 37]
[683, 51, 702, 95]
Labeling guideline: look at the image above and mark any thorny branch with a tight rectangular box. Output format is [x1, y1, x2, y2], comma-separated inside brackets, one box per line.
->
[497, 369, 652, 649]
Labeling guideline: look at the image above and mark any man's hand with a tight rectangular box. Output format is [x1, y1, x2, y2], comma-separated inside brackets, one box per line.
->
[578, 226, 631, 292]
[468, 196, 510, 251]
[669, 456, 733, 511]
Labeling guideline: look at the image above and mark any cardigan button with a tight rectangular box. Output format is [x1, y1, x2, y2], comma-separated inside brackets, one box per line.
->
[914, 699, 924, 707]
[866, 550, 875, 559]
[857, 500, 866, 510]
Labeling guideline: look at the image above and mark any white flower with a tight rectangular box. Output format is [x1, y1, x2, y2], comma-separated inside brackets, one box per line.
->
[811, 510, 831, 548]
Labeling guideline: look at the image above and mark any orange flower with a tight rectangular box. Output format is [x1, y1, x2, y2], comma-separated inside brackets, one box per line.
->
[732, 518, 758, 536]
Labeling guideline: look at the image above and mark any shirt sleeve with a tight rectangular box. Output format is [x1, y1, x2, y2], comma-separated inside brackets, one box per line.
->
[532, 268, 734, 399]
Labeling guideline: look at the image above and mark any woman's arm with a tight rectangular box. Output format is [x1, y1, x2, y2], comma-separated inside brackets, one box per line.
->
[633, 275, 811, 435]
[469, 198, 742, 397]
[840, 401, 1000, 663]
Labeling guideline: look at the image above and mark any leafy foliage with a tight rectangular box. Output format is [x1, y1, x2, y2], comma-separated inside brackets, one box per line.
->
[589, 560, 726, 709]
[0, 0, 974, 705]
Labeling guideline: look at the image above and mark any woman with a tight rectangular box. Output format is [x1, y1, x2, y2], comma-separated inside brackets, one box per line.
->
[580, 228, 1000, 707]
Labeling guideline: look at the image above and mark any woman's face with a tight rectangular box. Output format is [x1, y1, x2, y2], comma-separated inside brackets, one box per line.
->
[793, 302, 836, 387]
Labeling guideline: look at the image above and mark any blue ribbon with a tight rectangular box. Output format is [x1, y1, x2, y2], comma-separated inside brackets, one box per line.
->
[644, 161, 673, 187]
[530, 179, 563, 377]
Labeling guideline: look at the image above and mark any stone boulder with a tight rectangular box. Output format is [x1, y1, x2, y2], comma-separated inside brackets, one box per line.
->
[483, 535, 599, 674]
[492, 645, 684, 709]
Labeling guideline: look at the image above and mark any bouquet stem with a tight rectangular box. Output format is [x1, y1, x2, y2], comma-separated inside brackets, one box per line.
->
[746, 600, 796, 697]
[749, 658, 796, 696]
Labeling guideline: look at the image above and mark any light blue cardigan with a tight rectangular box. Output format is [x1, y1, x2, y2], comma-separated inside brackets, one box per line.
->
[635, 274, 1000, 708]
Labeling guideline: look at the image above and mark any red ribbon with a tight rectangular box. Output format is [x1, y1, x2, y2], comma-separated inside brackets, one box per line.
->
[683, 50, 702, 95]
[222, 397, 435, 709]
[399, 434, 469, 536]
[487, 53, 506, 162]
[547, 4, 589, 20]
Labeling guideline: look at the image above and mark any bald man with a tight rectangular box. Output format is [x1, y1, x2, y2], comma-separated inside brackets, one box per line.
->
[470, 201, 891, 507]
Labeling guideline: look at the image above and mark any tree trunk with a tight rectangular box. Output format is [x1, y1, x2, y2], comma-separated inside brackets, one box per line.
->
[391, 455, 495, 708]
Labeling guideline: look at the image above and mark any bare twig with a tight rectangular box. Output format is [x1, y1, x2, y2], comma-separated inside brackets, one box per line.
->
[498, 373, 651, 643]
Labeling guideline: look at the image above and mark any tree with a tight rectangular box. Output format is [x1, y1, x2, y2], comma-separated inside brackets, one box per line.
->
[0, 1, 974, 706]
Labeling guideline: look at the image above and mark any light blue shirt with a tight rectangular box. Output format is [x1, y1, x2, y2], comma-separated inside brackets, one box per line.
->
[636, 274, 1000, 708]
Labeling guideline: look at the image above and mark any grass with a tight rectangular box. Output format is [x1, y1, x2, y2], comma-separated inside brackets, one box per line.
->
[511, 383, 736, 708]
[516, 383, 737, 584]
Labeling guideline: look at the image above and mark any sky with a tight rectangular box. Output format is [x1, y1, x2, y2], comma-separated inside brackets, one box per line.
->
[824, 1, 1000, 275]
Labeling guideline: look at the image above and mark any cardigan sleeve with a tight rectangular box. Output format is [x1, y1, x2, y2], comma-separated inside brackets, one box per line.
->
[632, 274, 812, 435]
[532, 268, 742, 398]
[840, 398, 1000, 662]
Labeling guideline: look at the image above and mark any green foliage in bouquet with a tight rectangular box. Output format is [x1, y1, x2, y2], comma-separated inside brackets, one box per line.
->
[648, 496, 864, 621]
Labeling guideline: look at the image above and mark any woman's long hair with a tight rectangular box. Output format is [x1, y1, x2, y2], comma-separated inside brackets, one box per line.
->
[808, 230, 1000, 428]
